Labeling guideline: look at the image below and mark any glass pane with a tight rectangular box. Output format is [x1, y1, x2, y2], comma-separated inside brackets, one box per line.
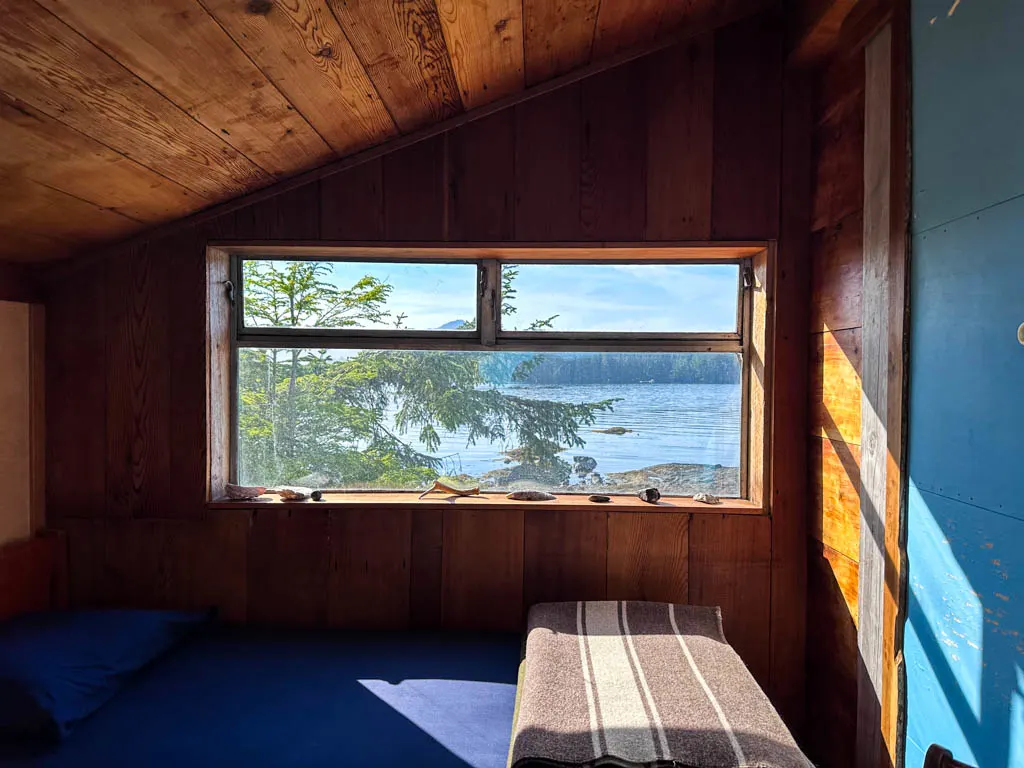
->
[241, 260, 477, 331]
[237, 349, 741, 497]
[500, 263, 740, 332]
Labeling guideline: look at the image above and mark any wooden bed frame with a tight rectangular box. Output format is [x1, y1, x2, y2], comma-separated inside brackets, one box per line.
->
[0, 532, 65, 619]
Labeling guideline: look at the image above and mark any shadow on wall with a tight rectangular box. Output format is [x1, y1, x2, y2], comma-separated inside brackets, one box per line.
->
[903, 483, 1023, 768]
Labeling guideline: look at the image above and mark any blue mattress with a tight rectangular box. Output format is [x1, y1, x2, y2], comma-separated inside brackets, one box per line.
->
[0, 626, 523, 768]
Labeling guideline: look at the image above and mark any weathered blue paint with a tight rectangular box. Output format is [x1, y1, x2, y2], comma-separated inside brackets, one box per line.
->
[911, 0, 1024, 235]
[906, 1, 1024, 767]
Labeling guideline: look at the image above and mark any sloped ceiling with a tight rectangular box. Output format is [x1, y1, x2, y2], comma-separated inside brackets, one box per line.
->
[0, 0, 770, 262]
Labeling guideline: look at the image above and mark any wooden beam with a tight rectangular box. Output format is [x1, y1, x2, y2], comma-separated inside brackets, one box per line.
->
[856, 18, 908, 768]
[41, 0, 774, 279]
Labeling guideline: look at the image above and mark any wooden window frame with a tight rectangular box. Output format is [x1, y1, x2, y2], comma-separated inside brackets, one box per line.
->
[207, 242, 774, 513]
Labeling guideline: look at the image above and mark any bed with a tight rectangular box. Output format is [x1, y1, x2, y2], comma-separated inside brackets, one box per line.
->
[0, 535, 521, 768]
[0, 625, 522, 768]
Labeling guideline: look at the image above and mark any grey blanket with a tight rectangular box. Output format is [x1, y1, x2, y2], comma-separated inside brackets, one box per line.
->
[509, 601, 812, 768]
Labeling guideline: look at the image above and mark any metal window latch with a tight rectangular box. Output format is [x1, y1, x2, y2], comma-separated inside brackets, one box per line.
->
[742, 266, 755, 290]
[223, 280, 236, 306]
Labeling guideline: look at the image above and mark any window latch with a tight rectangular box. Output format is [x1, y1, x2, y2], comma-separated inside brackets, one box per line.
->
[223, 280, 236, 306]
[742, 266, 755, 290]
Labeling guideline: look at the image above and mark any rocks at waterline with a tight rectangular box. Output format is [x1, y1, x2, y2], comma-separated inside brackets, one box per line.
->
[479, 462, 738, 497]
[591, 427, 633, 435]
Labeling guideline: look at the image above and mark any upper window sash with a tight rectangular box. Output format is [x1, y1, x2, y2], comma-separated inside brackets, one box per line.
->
[232, 256, 750, 354]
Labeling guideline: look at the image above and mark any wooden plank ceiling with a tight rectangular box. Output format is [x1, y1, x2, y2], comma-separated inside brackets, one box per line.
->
[0, 0, 768, 262]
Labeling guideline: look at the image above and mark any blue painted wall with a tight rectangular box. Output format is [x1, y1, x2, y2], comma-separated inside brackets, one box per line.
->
[905, 2, 1024, 767]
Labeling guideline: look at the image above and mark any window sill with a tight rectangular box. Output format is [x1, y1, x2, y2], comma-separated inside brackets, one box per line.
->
[207, 492, 764, 515]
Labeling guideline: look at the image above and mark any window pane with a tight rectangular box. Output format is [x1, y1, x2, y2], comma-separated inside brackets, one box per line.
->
[237, 349, 741, 497]
[241, 260, 477, 330]
[500, 263, 740, 332]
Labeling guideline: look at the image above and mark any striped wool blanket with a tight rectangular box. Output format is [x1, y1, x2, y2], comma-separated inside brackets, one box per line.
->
[509, 601, 811, 768]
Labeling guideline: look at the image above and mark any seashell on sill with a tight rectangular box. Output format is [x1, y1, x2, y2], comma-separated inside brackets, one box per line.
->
[278, 487, 313, 501]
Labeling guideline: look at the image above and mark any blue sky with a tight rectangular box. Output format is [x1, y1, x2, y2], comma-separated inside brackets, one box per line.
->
[312, 261, 740, 332]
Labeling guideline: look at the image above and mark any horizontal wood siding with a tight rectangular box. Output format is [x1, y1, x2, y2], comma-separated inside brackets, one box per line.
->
[42, 16, 805, 721]
[804, 46, 865, 768]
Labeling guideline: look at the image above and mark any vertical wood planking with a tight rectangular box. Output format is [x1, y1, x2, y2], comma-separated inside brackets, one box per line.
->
[711, 14, 782, 239]
[523, 509, 607, 609]
[320, 160, 385, 240]
[442, 507, 524, 630]
[810, 328, 862, 445]
[46, 268, 107, 519]
[689, 514, 771, 686]
[606, 512, 688, 603]
[580, 62, 647, 241]
[811, 88, 865, 232]
[105, 245, 172, 518]
[810, 436, 861, 561]
[514, 85, 582, 240]
[247, 508, 330, 627]
[645, 36, 715, 240]
[234, 182, 320, 240]
[810, 211, 864, 333]
[768, 68, 813, 728]
[410, 507, 443, 628]
[447, 111, 516, 240]
[856, 24, 894, 768]
[328, 508, 411, 629]
[383, 136, 447, 240]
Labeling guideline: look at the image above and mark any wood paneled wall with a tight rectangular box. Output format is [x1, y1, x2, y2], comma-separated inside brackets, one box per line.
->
[42, 13, 807, 719]
[805, 45, 865, 768]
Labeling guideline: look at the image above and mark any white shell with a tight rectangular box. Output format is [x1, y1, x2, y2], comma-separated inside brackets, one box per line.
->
[693, 492, 722, 505]
[505, 490, 557, 501]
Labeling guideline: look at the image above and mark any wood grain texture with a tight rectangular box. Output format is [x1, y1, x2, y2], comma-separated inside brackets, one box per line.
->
[0, 93, 203, 224]
[514, 84, 581, 240]
[606, 512, 688, 604]
[810, 436, 861, 562]
[811, 86, 864, 232]
[320, 159, 385, 240]
[329, 508, 411, 628]
[46, 269, 107, 519]
[233, 180, 321, 239]
[711, 12, 782, 240]
[769, 69, 812, 729]
[522, 0, 599, 85]
[410, 507, 443, 628]
[644, 35, 714, 240]
[0, 0, 266, 198]
[327, 0, 463, 131]
[810, 210, 863, 333]
[447, 110, 515, 240]
[383, 135, 447, 240]
[815, 48, 865, 128]
[810, 328, 862, 445]
[806, 538, 859, 768]
[436, 0, 524, 108]
[0, 177, 142, 262]
[248, 507, 330, 626]
[441, 507, 524, 630]
[592, 0, 669, 58]
[523, 509, 607, 608]
[580, 62, 646, 240]
[0, 261, 39, 303]
[105, 246, 172, 518]
[200, 0, 397, 154]
[36, 0, 332, 176]
[689, 514, 771, 687]
[0, 301, 32, 547]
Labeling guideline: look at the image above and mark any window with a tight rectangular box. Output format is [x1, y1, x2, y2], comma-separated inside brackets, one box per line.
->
[225, 251, 757, 499]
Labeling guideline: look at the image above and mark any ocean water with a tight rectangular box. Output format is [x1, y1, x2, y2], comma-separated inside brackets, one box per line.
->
[398, 382, 742, 479]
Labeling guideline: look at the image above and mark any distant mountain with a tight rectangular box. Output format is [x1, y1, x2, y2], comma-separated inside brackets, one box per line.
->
[437, 319, 469, 330]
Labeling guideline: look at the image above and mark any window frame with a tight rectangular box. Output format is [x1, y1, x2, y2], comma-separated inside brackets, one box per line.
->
[208, 243, 772, 507]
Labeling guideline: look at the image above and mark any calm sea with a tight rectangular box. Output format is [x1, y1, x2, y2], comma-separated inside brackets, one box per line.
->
[397, 382, 742, 479]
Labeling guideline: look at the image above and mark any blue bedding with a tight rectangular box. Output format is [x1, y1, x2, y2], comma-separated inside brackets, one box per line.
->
[0, 626, 522, 768]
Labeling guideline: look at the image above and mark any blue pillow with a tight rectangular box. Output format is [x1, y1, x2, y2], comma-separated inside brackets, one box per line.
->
[0, 609, 211, 742]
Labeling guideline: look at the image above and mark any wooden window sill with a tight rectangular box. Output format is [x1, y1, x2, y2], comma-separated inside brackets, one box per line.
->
[207, 492, 764, 515]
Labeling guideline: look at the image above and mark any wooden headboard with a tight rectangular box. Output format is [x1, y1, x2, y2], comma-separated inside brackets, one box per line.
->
[0, 533, 64, 619]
